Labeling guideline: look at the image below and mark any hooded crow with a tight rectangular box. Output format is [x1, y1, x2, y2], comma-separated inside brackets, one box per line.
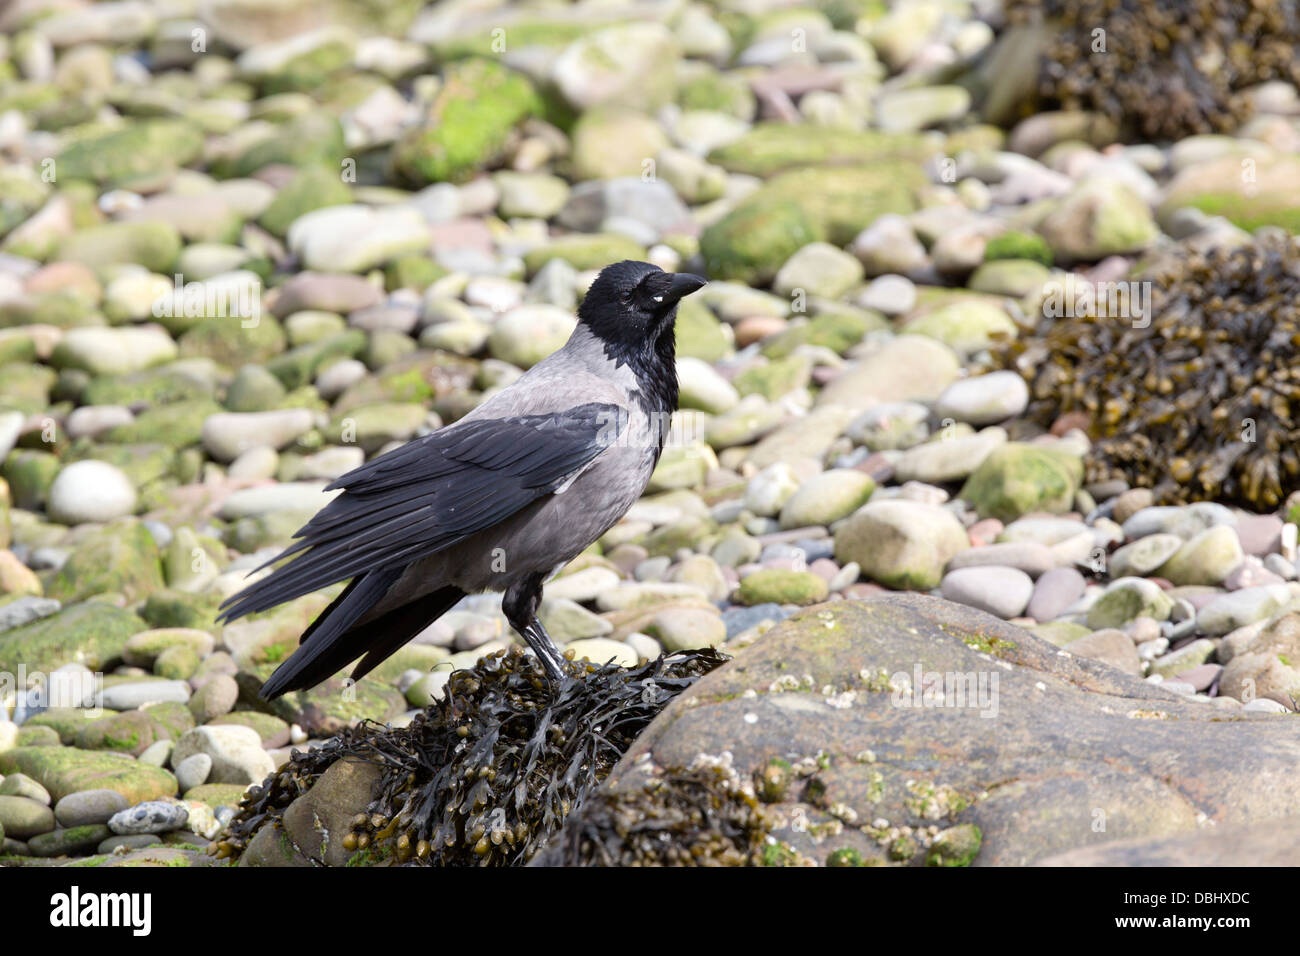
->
[218, 260, 707, 698]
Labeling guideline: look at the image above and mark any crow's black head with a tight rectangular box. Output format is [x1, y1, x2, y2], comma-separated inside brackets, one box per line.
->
[578, 260, 707, 349]
[577, 259, 707, 428]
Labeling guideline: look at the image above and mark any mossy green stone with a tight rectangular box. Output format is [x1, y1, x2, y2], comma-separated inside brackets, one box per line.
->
[177, 315, 287, 367]
[706, 123, 931, 176]
[0, 334, 37, 365]
[385, 256, 447, 293]
[24, 708, 120, 745]
[0, 363, 57, 416]
[701, 198, 817, 286]
[678, 66, 755, 117]
[926, 824, 982, 866]
[392, 58, 538, 185]
[265, 329, 366, 389]
[228, 112, 346, 177]
[733, 354, 811, 400]
[960, 443, 1083, 522]
[789, 308, 886, 357]
[985, 231, 1053, 266]
[29, 823, 112, 857]
[737, 569, 829, 606]
[56, 221, 181, 273]
[77, 710, 174, 756]
[103, 399, 222, 448]
[1, 449, 59, 510]
[48, 522, 164, 604]
[139, 589, 222, 633]
[262, 38, 354, 94]
[56, 120, 203, 185]
[82, 363, 218, 407]
[702, 164, 920, 284]
[674, 298, 732, 361]
[0, 291, 100, 330]
[0, 602, 144, 674]
[154, 644, 200, 680]
[258, 166, 353, 237]
[182, 783, 249, 810]
[0, 747, 177, 803]
[17, 725, 61, 746]
[524, 234, 646, 276]
[141, 701, 195, 740]
[207, 712, 289, 748]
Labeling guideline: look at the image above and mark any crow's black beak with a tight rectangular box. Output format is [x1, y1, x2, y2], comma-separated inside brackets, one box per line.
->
[665, 272, 707, 304]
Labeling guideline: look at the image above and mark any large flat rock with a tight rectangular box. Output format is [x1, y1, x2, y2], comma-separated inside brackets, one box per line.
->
[1038, 816, 1300, 866]
[585, 594, 1300, 866]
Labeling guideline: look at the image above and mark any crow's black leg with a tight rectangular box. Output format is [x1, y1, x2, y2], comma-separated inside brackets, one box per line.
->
[504, 573, 566, 682]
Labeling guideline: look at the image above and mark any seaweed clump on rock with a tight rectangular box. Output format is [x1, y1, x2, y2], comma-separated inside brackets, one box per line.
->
[218, 645, 727, 866]
[533, 753, 804, 867]
[1002, 232, 1300, 509]
[1004, 0, 1300, 139]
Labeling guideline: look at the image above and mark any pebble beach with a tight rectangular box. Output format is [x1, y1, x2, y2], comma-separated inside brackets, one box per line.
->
[0, 0, 1299, 868]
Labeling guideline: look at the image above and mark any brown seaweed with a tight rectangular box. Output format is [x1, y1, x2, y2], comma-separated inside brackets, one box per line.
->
[219, 645, 729, 866]
[1007, 0, 1300, 139]
[1001, 232, 1300, 508]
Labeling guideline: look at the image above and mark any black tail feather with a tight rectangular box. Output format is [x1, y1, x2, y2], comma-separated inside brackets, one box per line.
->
[348, 585, 466, 684]
[259, 567, 401, 700]
[259, 572, 466, 701]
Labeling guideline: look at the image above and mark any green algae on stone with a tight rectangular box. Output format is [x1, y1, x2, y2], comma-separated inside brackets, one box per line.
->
[47, 521, 164, 604]
[523, 234, 647, 277]
[104, 398, 223, 449]
[226, 111, 346, 178]
[983, 230, 1053, 266]
[392, 58, 538, 185]
[733, 354, 811, 401]
[23, 708, 120, 745]
[258, 166, 353, 237]
[56, 221, 181, 273]
[178, 315, 287, 367]
[674, 298, 733, 362]
[700, 197, 818, 286]
[701, 164, 921, 285]
[76, 710, 174, 757]
[925, 823, 982, 866]
[960, 443, 1083, 522]
[28, 823, 112, 858]
[0, 602, 144, 674]
[183, 783, 249, 809]
[82, 361, 220, 407]
[55, 120, 204, 186]
[265, 329, 366, 390]
[1, 448, 59, 510]
[0, 746, 177, 804]
[140, 589, 222, 633]
[207, 712, 290, 748]
[737, 570, 829, 606]
[705, 123, 931, 176]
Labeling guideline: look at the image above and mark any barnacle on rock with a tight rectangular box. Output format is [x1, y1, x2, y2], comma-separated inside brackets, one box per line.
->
[1001, 232, 1300, 508]
[1005, 0, 1300, 139]
[221, 645, 727, 866]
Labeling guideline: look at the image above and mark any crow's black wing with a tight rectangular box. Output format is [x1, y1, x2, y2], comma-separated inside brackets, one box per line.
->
[217, 402, 627, 622]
